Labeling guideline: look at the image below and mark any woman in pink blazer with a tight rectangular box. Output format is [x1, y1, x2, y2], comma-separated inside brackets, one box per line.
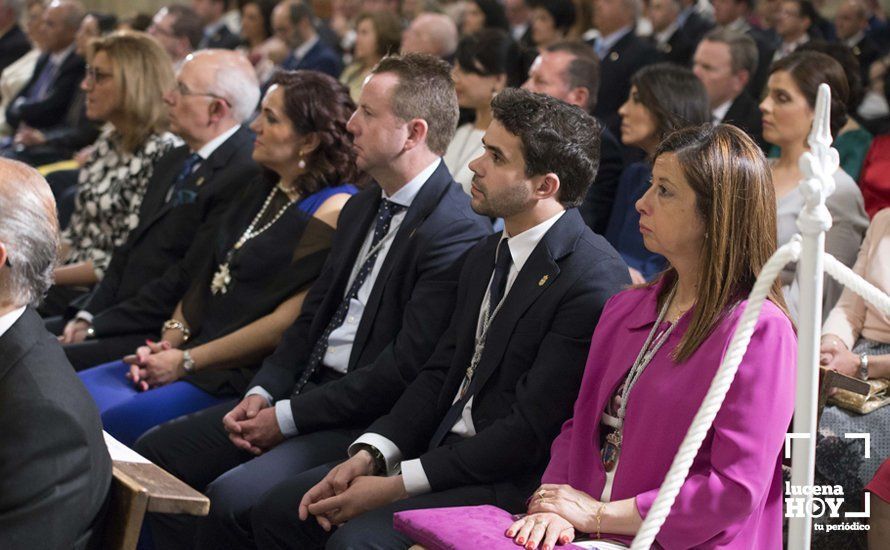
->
[508, 124, 797, 549]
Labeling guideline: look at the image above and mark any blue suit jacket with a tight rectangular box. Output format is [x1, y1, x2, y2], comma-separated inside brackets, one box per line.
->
[367, 208, 630, 509]
[282, 39, 343, 78]
[250, 161, 492, 432]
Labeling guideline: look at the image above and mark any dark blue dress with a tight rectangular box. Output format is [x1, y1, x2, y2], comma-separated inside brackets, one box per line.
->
[603, 162, 667, 280]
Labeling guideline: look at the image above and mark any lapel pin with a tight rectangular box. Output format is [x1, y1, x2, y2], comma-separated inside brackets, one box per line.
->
[538, 275, 549, 286]
[409, 228, 417, 238]
[195, 176, 205, 187]
[609, 51, 619, 62]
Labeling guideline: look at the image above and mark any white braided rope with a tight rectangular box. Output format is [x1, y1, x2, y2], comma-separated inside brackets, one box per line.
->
[629, 238, 802, 549]
[824, 254, 890, 317]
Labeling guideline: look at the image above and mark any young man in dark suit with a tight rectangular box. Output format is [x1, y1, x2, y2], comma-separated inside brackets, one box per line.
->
[56, 50, 261, 368]
[0, 159, 111, 550]
[588, 0, 657, 145]
[135, 53, 492, 550]
[276, 0, 342, 78]
[4, 0, 85, 134]
[247, 88, 630, 549]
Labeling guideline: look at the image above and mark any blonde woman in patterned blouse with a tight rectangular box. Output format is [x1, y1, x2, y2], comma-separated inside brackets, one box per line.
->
[42, 31, 179, 315]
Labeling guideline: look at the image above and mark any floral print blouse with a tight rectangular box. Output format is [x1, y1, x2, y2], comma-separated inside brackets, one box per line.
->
[62, 128, 180, 278]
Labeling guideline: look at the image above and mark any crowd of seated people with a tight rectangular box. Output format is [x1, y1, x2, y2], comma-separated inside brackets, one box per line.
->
[1, 0, 889, 547]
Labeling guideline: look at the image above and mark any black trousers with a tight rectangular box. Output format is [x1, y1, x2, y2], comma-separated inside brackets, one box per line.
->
[251, 463, 507, 550]
[135, 397, 362, 550]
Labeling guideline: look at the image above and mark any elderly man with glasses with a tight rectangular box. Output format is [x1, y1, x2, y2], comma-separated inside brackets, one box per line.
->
[55, 49, 261, 370]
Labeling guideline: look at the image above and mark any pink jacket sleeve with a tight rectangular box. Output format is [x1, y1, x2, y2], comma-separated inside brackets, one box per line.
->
[634, 307, 796, 547]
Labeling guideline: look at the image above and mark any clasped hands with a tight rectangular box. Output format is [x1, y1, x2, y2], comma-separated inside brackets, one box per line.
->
[297, 450, 407, 531]
[820, 335, 860, 379]
[222, 394, 284, 455]
[506, 484, 603, 550]
[122, 339, 186, 391]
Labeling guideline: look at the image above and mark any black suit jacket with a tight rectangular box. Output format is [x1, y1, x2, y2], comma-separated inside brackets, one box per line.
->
[591, 31, 658, 141]
[85, 125, 259, 336]
[282, 39, 343, 78]
[250, 161, 492, 432]
[579, 121, 625, 235]
[200, 24, 241, 49]
[723, 91, 766, 151]
[367, 209, 630, 507]
[745, 25, 776, 99]
[851, 34, 881, 86]
[5, 49, 85, 131]
[677, 10, 714, 49]
[0, 308, 111, 550]
[652, 26, 698, 66]
[0, 25, 30, 74]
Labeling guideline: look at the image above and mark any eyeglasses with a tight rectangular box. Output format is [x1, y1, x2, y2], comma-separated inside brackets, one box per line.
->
[83, 66, 113, 87]
[174, 81, 232, 107]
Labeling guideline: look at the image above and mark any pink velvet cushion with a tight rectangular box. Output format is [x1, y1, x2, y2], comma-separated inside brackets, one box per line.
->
[393, 505, 585, 550]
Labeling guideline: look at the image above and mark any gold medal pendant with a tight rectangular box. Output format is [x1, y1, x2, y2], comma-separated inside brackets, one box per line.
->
[211, 262, 232, 295]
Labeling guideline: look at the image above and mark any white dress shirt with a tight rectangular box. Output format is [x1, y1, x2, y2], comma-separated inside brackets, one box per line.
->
[0, 306, 25, 339]
[351, 210, 565, 496]
[712, 98, 733, 123]
[257, 158, 441, 435]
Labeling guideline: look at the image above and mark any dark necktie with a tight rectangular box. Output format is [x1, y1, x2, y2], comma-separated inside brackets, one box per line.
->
[27, 60, 56, 101]
[293, 198, 406, 393]
[428, 238, 513, 450]
[486, 238, 512, 318]
[168, 153, 202, 206]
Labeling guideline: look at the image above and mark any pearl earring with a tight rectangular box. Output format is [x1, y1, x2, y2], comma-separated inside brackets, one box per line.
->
[298, 158, 306, 170]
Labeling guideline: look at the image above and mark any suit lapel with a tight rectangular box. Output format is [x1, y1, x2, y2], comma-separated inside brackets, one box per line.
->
[129, 146, 190, 243]
[347, 162, 454, 370]
[466, 209, 584, 395]
[0, 309, 40, 383]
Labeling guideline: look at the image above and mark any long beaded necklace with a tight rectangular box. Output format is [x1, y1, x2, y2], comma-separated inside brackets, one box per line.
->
[210, 182, 299, 295]
[601, 286, 678, 472]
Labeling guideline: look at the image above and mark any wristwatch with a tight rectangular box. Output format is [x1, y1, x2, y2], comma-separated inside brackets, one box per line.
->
[182, 349, 196, 375]
[355, 444, 387, 475]
[859, 353, 869, 380]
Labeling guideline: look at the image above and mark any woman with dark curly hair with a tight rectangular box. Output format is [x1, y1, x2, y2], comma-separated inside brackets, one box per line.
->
[78, 70, 360, 446]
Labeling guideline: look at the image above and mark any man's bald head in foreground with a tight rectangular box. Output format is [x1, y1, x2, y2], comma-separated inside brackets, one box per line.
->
[0, 159, 59, 309]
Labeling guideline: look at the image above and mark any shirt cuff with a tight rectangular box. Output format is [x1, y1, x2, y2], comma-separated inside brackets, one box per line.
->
[274, 399, 299, 437]
[400, 458, 432, 496]
[75, 310, 94, 323]
[349, 433, 403, 476]
[245, 386, 273, 405]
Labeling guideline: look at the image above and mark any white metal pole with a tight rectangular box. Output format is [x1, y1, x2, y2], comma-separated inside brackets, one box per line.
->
[787, 83, 838, 549]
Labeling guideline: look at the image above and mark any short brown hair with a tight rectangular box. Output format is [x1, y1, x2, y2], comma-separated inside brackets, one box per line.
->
[492, 88, 602, 208]
[371, 53, 459, 155]
[652, 124, 789, 361]
[702, 28, 759, 76]
[88, 31, 175, 152]
[546, 40, 600, 112]
[356, 11, 402, 59]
